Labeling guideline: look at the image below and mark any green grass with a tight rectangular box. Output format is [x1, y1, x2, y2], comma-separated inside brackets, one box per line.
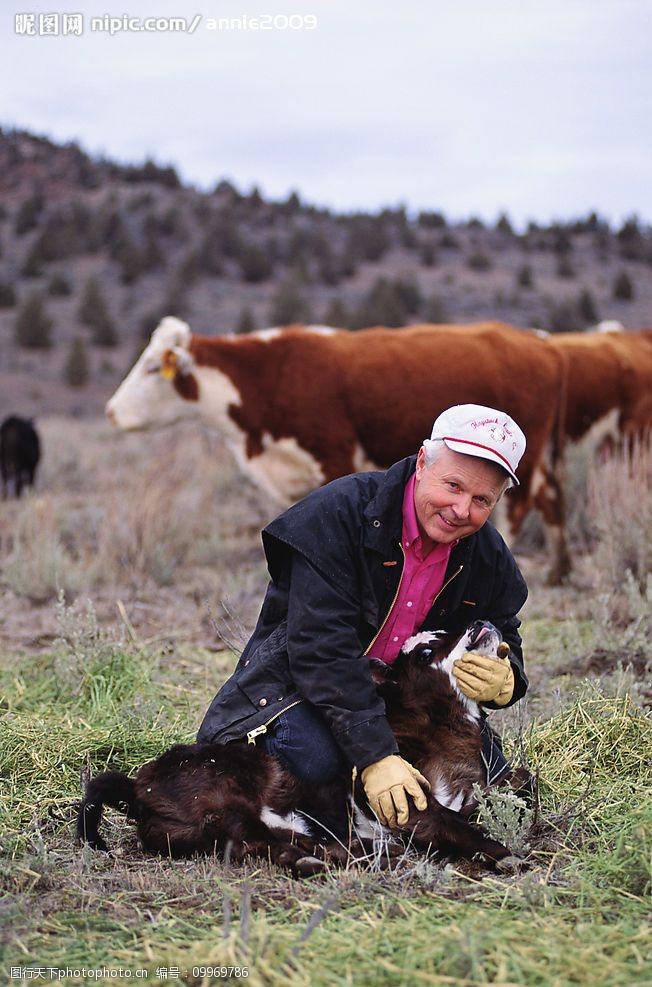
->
[1, 618, 650, 987]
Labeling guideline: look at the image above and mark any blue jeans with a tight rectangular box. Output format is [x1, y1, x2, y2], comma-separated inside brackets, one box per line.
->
[263, 702, 348, 785]
[263, 702, 351, 841]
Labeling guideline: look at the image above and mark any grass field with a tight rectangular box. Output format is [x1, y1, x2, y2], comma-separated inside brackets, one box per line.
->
[0, 420, 650, 986]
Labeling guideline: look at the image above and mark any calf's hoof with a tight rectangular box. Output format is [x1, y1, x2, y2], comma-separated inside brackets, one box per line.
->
[295, 855, 328, 877]
[495, 854, 524, 876]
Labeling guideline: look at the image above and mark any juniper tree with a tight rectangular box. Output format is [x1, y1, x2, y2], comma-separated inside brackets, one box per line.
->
[63, 336, 90, 387]
[613, 271, 634, 301]
[77, 277, 117, 346]
[15, 291, 53, 348]
[236, 306, 257, 334]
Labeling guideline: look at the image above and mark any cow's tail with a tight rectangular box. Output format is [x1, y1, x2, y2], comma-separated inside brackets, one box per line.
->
[77, 771, 139, 852]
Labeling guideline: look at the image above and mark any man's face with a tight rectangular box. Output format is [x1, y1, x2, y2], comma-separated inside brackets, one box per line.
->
[413, 445, 507, 550]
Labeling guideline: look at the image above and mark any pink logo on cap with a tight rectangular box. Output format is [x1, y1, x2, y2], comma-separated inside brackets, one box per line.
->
[427, 404, 526, 485]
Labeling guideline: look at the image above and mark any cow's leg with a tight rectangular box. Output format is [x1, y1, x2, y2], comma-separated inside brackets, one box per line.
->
[190, 804, 322, 874]
[403, 793, 511, 864]
[530, 462, 571, 585]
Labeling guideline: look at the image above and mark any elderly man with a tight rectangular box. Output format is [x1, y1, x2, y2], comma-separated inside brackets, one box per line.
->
[198, 404, 528, 830]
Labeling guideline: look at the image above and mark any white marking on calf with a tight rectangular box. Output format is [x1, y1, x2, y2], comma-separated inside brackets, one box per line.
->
[402, 628, 502, 724]
[348, 798, 390, 841]
[439, 632, 485, 722]
[260, 807, 311, 837]
[431, 779, 465, 812]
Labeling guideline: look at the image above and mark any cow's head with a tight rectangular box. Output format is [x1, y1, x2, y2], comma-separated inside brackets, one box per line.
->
[106, 317, 199, 430]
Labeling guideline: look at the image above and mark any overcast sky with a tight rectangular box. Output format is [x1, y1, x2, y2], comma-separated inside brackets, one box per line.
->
[3, 0, 651, 228]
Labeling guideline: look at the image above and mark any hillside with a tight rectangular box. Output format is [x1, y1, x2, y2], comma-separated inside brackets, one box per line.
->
[0, 126, 650, 418]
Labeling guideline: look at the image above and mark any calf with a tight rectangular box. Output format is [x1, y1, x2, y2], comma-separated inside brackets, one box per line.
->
[77, 621, 523, 873]
[0, 415, 40, 498]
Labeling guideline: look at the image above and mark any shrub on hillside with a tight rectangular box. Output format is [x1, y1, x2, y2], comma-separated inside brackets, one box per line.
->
[20, 239, 45, 278]
[235, 306, 257, 334]
[418, 210, 447, 229]
[439, 232, 460, 250]
[142, 232, 166, 271]
[551, 226, 573, 255]
[15, 193, 44, 235]
[322, 298, 350, 328]
[394, 275, 422, 315]
[350, 277, 407, 329]
[0, 281, 16, 307]
[239, 243, 273, 283]
[578, 288, 598, 324]
[466, 250, 492, 272]
[423, 292, 448, 323]
[78, 277, 117, 346]
[419, 241, 438, 267]
[547, 299, 585, 334]
[617, 217, 647, 261]
[48, 273, 73, 297]
[268, 279, 311, 325]
[196, 229, 223, 276]
[120, 158, 181, 189]
[29, 201, 98, 261]
[63, 336, 90, 387]
[495, 213, 514, 236]
[613, 271, 634, 301]
[516, 264, 534, 289]
[346, 215, 390, 262]
[556, 257, 575, 279]
[14, 291, 53, 348]
[114, 232, 145, 284]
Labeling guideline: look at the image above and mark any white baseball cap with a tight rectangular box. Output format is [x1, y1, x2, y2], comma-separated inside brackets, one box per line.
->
[427, 404, 526, 486]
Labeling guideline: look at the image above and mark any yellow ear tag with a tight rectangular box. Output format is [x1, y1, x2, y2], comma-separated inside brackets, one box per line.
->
[160, 350, 177, 380]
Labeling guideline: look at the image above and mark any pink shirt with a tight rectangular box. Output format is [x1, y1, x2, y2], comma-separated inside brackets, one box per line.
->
[368, 475, 455, 664]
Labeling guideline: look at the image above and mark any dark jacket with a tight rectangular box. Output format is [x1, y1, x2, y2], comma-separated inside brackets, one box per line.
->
[197, 455, 528, 769]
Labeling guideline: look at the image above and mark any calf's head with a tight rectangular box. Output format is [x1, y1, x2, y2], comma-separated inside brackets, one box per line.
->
[392, 620, 506, 712]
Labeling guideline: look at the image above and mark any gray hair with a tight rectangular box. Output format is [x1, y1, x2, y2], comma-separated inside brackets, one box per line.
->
[421, 438, 514, 493]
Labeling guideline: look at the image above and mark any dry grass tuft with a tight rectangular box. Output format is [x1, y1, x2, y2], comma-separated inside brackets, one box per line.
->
[587, 437, 652, 590]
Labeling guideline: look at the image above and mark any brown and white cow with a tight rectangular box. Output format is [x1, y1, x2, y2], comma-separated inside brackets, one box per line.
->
[107, 316, 565, 539]
[548, 326, 652, 451]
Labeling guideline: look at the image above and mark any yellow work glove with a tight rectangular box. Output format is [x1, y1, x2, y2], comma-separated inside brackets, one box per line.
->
[360, 754, 430, 828]
[453, 652, 515, 705]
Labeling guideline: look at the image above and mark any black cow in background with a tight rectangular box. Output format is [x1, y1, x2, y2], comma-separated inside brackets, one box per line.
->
[0, 416, 41, 498]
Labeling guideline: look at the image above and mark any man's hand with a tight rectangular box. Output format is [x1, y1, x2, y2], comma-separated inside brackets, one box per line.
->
[453, 652, 514, 705]
[360, 754, 430, 828]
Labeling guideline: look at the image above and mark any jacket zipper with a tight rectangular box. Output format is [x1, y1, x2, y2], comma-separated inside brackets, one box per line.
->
[246, 698, 303, 744]
[363, 543, 407, 656]
[431, 563, 464, 608]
